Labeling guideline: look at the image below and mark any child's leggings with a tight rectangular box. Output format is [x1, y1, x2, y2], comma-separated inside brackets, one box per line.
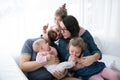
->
[89, 68, 120, 80]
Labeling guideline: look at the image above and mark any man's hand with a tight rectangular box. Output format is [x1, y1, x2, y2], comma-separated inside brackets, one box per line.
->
[43, 24, 49, 34]
[53, 69, 68, 79]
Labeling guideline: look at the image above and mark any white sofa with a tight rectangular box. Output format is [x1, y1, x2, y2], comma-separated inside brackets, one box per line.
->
[94, 36, 120, 72]
[0, 54, 28, 80]
[0, 37, 120, 80]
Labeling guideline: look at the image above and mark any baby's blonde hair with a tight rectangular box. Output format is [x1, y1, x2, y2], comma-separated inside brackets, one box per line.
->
[32, 39, 44, 52]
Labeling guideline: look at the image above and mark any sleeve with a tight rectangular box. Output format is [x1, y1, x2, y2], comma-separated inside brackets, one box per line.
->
[81, 30, 102, 59]
[36, 52, 47, 63]
[21, 39, 33, 55]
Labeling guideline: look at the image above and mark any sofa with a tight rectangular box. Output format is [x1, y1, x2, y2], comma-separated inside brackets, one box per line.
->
[0, 36, 120, 80]
[0, 54, 28, 80]
[94, 36, 120, 72]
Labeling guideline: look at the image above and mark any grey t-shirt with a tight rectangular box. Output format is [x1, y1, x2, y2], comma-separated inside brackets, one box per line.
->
[21, 37, 40, 60]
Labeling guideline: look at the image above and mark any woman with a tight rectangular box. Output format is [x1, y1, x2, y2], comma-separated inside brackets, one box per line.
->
[43, 3, 85, 40]
[57, 15, 102, 78]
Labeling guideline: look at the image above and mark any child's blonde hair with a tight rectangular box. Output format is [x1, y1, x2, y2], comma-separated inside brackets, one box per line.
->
[55, 3, 67, 19]
[69, 37, 86, 51]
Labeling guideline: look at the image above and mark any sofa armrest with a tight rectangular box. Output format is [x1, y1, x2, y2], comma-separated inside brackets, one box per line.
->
[0, 54, 28, 80]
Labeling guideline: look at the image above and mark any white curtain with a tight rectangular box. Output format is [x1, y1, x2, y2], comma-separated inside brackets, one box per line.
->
[80, 0, 120, 40]
[0, 0, 120, 57]
[78, 0, 120, 56]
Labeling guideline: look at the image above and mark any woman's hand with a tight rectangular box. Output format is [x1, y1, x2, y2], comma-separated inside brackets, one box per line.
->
[78, 53, 100, 67]
[53, 69, 68, 79]
[73, 55, 95, 70]
[78, 55, 95, 67]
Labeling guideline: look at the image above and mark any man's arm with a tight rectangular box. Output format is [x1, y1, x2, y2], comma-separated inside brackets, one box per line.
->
[19, 54, 47, 72]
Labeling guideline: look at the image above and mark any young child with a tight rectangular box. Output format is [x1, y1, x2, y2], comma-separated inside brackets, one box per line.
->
[32, 31, 75, 75]
[42, 3, 67, 40]
[67, 37, 120, 80]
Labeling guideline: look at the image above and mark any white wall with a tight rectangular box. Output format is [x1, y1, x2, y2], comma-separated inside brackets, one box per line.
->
[0, 0, 81, 57]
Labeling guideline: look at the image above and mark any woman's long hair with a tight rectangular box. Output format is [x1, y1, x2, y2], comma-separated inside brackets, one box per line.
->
[62, 15, 80, 38]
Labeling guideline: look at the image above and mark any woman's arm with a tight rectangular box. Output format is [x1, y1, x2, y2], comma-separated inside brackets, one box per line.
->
[81, 30, 102, 59]
[79, 53, 100, 67]
[77, 30, 101, 67]
[80, 34, 101, 66]
[73, 53, 100, 70]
